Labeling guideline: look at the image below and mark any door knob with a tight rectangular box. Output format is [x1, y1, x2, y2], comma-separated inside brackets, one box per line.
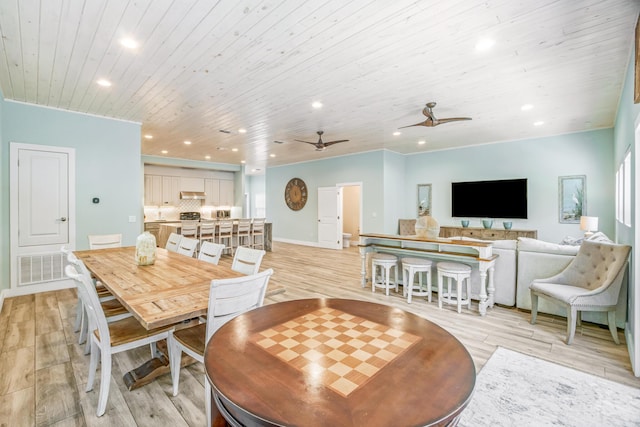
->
[60, 217, 67, 222]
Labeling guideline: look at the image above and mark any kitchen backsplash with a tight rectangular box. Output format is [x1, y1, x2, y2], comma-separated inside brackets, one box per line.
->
[144, 199, 239, 221]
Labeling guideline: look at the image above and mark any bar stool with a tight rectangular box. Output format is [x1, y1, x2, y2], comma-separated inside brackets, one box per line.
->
[235, 218, 252, 248]
[437, 262, 472, 313]
[371, 253, 398, 296]
[251, 218, 266, 249]
[217, 219, 234, 255]
[402, 257, 433, 304]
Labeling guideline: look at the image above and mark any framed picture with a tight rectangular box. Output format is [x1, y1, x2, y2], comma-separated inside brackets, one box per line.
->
[417, 184, 432, 216]
[558, 175, 586, 223]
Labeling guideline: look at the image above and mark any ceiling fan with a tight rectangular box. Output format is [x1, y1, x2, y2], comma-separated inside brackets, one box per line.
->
[294, 131, 349, 151]
[399, 102, 472, 129]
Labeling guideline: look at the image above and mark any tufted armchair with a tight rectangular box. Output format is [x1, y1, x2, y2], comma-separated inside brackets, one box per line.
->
[529, 240, 631, 344]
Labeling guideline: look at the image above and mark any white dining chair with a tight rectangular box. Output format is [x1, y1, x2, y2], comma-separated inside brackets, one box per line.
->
[165, 232, 182, 252]
[198, 241, 225, 265]
[176, 236, 199, 257]
[231, 246, 266, 275]
[88, 234, 122, 249]
[167, 268, 273, 425]
[65, 264, 174, 417]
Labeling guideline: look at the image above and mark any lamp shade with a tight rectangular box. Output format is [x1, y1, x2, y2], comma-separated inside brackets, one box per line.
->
[580, 216, 598, 232]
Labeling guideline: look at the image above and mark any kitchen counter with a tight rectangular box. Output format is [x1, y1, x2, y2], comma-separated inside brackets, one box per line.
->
[156, 221, 272, 251]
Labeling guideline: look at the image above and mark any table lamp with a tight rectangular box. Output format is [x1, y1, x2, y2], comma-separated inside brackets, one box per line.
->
[580, 216, 598, 237]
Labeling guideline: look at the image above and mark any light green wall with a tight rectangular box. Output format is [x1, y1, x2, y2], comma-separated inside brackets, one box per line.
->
[266, 151, 386, 242]
[0, 93, 5, 291]
[613, 45, 639, 375]
[405, 129, 615, 242]
[383, 150, 406, 233]
[1, 101, 142, 291]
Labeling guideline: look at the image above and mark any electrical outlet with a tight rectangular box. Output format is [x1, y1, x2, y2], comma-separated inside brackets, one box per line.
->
[128, 216, 136, 223]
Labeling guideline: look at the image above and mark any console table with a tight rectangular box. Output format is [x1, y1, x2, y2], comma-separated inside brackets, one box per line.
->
[359, 233, 498, 316]
[440, 226, 537, 240]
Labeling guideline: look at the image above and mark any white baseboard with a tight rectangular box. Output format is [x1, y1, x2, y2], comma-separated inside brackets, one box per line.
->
[3, 279, 75, 301]
[273, 237, 321, 248]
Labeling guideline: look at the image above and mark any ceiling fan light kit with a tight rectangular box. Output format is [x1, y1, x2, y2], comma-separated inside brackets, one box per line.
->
[399, 102, 472, 129]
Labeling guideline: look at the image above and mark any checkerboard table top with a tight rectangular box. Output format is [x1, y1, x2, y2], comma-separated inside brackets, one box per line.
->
[252, 307, 421, 396]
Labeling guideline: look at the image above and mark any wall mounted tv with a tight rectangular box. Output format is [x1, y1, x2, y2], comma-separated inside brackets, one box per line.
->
[451, 178, 528, 219]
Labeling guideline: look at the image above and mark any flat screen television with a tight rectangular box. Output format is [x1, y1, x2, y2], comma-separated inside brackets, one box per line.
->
[451, 178, 528, 219]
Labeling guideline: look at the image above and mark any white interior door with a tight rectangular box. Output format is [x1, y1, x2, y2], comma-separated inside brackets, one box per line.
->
[10, 143, 75, 289]
[318, 186, 342, 249]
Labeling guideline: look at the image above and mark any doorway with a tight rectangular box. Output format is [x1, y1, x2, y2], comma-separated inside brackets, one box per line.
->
[338, 183, 362, 249]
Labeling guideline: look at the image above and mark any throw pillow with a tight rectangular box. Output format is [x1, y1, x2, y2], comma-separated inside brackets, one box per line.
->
[559, 235, 583, 246]
[586, 231, 613, 243]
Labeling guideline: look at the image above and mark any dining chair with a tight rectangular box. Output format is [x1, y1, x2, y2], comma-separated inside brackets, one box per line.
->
[176, 236, 199, 257]
[235, 218, 252, 248]
[88, 234, 122, 249]
[167, 268, 273, 425]
[231, 246, 266, 275]
[65, 251, 133, 354]
[250, 218, 266, 249]
[65, 264, 174, 417]
[165, 232, 183, 252]
[198, 241, 225, 265]
[217, 219, 234, 255]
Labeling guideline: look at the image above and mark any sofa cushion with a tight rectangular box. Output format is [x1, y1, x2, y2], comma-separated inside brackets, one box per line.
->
[517, 237, 579, 256]
[457, 236, 518, 250]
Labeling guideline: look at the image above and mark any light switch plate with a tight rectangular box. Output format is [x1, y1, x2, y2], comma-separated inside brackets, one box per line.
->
[128, 216, 136, 223]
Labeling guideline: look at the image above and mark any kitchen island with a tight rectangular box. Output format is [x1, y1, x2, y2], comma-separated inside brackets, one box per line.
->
[154, 221, 272, 251]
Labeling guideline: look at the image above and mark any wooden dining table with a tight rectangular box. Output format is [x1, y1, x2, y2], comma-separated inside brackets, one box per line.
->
[74, 246, 243, 389]
[205, 298, 476, 427]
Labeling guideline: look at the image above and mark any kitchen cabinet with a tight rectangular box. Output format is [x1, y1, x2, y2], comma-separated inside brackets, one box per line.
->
[162, 176, 180, 206]
[144, 175, 163, 206]
[204, 179, 234, 206]
[180, 177, 205, 192]
[219, 179, 234, 206]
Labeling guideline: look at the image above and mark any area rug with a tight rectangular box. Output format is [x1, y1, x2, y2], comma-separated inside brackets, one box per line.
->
[458, 347, 640, 427]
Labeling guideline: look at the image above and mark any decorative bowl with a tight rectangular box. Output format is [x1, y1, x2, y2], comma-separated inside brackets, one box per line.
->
[503, 221, 513, 230]
[482, 219, 494, 229]
[461, 220, 470, 228]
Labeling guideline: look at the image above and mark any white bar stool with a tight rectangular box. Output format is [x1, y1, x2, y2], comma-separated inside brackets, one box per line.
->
[402, 257, 433, 304]
[371, 253, 398, 296]
[437, 262, 472, 313]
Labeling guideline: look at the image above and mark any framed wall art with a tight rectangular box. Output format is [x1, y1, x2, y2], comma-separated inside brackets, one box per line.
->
[558, 175, 586, 223]
[417, 184, 432, 217]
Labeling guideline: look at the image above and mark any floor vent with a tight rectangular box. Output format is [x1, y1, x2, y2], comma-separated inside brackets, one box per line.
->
[18, 252, 66, 286]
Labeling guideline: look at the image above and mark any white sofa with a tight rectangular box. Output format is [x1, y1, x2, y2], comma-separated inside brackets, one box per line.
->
[515, 236, 628, 328]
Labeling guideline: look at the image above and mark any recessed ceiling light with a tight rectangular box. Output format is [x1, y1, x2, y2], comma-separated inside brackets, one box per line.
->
[534, 121, 544, 126]
[184, 140, 192, 145]
[144, 134, 153, 139]
[270, 154, 276, 158]
[241, 160, 246, 164]
[418, 140, 426, 145]
[161, 150, 168, 154]
[475, 38, 495, 52]
[205, 155, 211, 160]
[119, 37, 139, 49]
[238, 128, 247, 134]
[232, 148, 238, 152]
[521, 104, 534, 111]
[393, 131, 401, 136]
[96, 79, 112, 87]
[312, 101, 323, 109]
[251, 169, 257, 172]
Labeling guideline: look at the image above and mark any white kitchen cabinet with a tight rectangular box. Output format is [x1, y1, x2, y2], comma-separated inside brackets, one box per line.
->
[144, 175, 163, 206]
[219, 180, 234, 206]
[204, 179, 221, 206]
[180, 177, 205, 192]
[162, 176, 180, 206]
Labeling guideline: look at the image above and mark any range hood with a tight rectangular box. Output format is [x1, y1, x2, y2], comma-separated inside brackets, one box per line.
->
[180, 191, 206, 200]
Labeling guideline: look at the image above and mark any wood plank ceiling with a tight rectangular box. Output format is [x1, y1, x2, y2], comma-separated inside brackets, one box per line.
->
[0, 0, 638, 173]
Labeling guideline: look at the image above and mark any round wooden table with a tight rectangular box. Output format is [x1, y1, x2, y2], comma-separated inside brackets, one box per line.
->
[205, 298, 475, 427]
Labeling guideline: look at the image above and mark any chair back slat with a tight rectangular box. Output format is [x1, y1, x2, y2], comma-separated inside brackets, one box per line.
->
[198, 242, 225, 265]
[88, 234, 122, 249]
[176, 236, 199, 257]
[180, 221, 199, 237]
[231, 247, 266, 275]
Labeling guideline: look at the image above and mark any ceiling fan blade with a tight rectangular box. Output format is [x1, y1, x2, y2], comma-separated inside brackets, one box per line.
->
[322, 140, 349, 147]
[437, 117, 472, 124]
[398, 121, 428, 129]
[294, 139, 319, 146]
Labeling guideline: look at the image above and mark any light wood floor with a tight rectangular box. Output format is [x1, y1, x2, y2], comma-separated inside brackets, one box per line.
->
[1, 242, 639, 426]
